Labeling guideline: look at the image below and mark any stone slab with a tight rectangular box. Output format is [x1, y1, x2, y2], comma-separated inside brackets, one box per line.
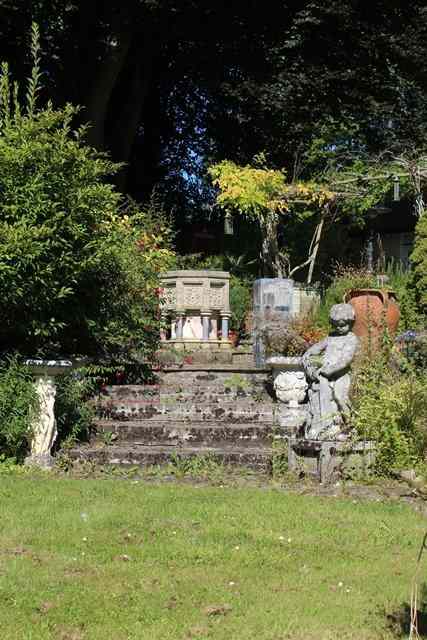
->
[288, 438, 376, 483]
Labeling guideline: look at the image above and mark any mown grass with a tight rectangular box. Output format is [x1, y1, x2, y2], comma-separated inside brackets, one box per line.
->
[0, 476, 425, 639]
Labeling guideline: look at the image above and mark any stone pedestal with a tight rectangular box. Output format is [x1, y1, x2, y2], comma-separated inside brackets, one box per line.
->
[24, 359, 74, 468]
[288, 438, 376, 483]
[253, 279, 294, 367]
[160, 270, 231, 350]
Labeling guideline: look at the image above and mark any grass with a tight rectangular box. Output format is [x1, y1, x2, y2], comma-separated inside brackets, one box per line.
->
[0, 475, 425, 639]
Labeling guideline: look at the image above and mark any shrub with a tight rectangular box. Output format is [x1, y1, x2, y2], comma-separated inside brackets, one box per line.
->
[260, 316, 326, 357]
[0, 25, 174, 360]
[385, 261, 422, 330]
[0, 357, 38, 460]
[229, 275, 252, 336]
[351, 356, 427, 475]
[409, 212, 427, 323]
[54, 371, 96, 447]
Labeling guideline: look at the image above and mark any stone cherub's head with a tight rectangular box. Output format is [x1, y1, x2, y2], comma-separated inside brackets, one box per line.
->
[329, 303, 355, 336]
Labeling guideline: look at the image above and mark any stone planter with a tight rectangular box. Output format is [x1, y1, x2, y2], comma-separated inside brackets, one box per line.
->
[266, 356, 308, 435]
[266, 356, 307, 405]
[24, 359, 75, 468]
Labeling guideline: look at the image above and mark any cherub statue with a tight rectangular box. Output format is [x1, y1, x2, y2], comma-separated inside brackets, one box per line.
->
[302, 303, 359, 440]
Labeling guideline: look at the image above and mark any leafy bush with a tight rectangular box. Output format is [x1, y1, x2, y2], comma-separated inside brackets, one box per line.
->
[351, 356, 427, 475]
[384, 261, 422, 330]
[229, 275, 252, 335]
[55, 371, 97, 447]
[0, 357, 38, 460]
[409, 212, 427, 323]
[261, 316, 326, 356]
[0, 25, 174, 360]
[395, 330, 427, 372]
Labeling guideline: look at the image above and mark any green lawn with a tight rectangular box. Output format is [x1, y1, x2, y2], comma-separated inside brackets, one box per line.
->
[0, 476, 425, 639]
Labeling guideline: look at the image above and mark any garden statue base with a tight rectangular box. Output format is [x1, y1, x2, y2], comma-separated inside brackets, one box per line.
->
[24, 359, 74, 469]
[24, 452, 56, 469]
[288, 438, 376, 483]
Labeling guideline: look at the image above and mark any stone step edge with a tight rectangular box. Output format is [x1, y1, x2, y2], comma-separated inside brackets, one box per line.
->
[93, 420, 279, 429]
[66, 445, 278, 469]
[153, 364, 268, 372]
[92, 418, 277, 426]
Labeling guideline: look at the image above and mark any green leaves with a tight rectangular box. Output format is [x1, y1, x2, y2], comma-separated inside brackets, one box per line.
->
[0, 356, 38, 461]
[0, 26, 174, 358]
[26, 23, 41, 117]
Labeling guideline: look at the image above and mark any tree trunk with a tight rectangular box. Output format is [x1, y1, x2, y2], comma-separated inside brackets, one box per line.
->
[306, 210, 326, 284]
[259, 213, 284, 278]
[85, 13, 134, 150]
[108, 31, 158, 190]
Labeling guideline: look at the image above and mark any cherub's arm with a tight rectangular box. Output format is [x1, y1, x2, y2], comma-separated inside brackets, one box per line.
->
[304, 339, 328, 358]
[320, 335, 359, 379]
[302, 338, 328, 381]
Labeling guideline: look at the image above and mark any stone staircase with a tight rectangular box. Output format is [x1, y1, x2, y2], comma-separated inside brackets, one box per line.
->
[68, 364, 281, 471]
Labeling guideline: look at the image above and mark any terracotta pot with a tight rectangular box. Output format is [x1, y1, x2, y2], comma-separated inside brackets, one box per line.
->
[343, 289, 400, 348]
[228, 330, 239, 347]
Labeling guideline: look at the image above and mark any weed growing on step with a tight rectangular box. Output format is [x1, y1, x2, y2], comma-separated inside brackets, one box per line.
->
[100, 430, 117, 446]
[168, 453, 226, 479]
[223, 374, 250, 395]
[270, 438, 289, 478]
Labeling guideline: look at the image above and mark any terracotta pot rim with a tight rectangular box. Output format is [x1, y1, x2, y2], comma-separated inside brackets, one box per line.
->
[343, 288, 396, 304]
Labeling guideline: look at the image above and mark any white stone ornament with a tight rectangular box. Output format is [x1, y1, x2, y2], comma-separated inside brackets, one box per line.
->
[274, 370, 307, 406]
[266, 356, 308, 435]
[24, 359, 74, 468]
[267, 356, 308, 407]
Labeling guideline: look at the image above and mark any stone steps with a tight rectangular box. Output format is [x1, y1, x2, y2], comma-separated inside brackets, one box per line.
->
[67, 366, 279, 471]
[68, 443, 275, 472]
[93, 420, 280, 446]
[94, 404, 276, 423]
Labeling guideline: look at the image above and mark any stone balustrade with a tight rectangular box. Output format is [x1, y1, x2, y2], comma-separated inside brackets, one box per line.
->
[160, 270, 231, 349]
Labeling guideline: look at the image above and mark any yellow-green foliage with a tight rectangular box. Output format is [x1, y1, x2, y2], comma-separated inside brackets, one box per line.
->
[208, 160, 289, 219]
[208, 159, 334, 220]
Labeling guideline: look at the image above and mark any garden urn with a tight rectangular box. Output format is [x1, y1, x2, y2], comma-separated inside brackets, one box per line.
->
[343, 289, 400, 349]
[266, 356, 308, 435]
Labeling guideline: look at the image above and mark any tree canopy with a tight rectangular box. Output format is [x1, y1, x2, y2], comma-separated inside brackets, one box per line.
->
[1, 0, 426, 218]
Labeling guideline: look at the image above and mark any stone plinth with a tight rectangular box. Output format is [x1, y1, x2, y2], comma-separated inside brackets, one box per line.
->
[253, 279, 294, 367]
[160, 270, 231, 349]
[288, 438, 376, 483]
[24, 359, 74, 468]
